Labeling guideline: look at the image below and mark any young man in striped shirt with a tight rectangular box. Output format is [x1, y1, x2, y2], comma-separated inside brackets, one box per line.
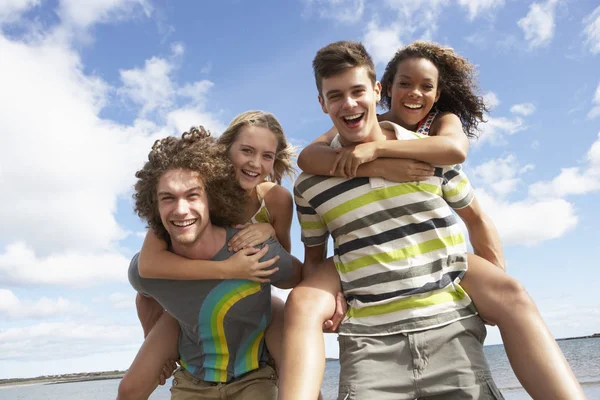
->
[279, 41, 503, 399]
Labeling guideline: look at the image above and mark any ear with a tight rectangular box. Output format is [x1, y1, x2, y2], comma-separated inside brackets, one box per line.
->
[375, 81, 382, 102]
[318, 95, 328, 114]
[435, 89, 441, 103]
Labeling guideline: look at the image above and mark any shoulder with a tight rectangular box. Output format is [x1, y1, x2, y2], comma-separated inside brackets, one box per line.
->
[262, 183, 292, 210]
[429, 111, 461, 136]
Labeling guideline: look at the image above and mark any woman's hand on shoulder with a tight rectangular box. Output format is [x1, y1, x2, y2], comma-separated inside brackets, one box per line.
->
[223, 246, 279, 283]
[228, 223, 276, 252]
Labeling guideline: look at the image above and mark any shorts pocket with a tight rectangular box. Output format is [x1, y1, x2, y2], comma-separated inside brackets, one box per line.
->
[476, 370, 505, 399]
[337, 383, 356, 400]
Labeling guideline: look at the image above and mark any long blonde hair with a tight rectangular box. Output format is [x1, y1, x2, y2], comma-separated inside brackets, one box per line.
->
[218, 110, 296, 184]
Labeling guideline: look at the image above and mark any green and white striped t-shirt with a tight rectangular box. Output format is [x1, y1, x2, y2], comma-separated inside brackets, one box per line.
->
[294, 121, 478, 336]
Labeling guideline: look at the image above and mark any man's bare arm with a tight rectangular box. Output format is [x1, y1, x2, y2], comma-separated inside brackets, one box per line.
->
[455, 197, 505, 270]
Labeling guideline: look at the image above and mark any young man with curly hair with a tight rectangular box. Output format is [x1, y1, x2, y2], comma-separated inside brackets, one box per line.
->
[126, 127, 301, 400]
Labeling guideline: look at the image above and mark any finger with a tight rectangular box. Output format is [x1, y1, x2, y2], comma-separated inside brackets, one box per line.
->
[239, 246, 261, 255]
[331, 292, 346, 331]
[331, 150, 344, 176]
[254, 267, 278, 277]
[242, 237, 266, 249]
[351, 158, 360, 178]
[229, 230, 254, 250]
[322, 319, 334, 332]
[257, 255, 279, 270]
[251, 244, 270, 260]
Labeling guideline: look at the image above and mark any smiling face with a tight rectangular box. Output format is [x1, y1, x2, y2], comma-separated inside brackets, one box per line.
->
[156, 168, 210, 248]
[388, 57, 441, 130]
[318, 66, 382, 146]
[228, 125, 278, 192]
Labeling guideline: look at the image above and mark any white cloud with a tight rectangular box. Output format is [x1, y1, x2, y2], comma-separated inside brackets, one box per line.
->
[472, 155, 530, 196]
[510, 102, 536, 116]
[0, 0, 40, 24]
[363, 21, 403, 66]
[109, 292, 136, 309]
[383, 0, 451, 40]
[0, 289, 87, 319]
[588, 82, 600, 119]
[517, 0, 559, 49]
[483, 91, 500, 110]
[476, 190, 578, 246]
[0, 242, 130, 287]
[529, 167, 600, 198]
[582, 5, 600, 55]
[302, 0, 365, 24]
[457, 0, 505, 21]
[0, 321, 141, 362]
[119, 56, 176, 116]
[477, 116, 527, 145]
[57, 0, 151, 29]
[528, 133, 600, 198]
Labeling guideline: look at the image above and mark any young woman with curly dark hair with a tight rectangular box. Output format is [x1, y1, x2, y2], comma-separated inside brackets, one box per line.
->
[289, 41, 584, 399]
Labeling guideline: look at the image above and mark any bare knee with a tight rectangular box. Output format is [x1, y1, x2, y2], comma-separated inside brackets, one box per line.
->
[500, 276, 536, 314]
[285, 286, 335, 323]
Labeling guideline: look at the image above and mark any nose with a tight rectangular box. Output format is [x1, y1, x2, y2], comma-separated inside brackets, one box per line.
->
[342, 96, 357, 110]
[174, 199, 190, 215]
[408, 86, 422, 98]
[248, 153, 260, 167]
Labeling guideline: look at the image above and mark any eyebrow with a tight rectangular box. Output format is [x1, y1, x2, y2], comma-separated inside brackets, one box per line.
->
[398, 74, 434, 82]
[238, 144, 276, 155]
[157, 186, 203, 197]
[324, 84, 366, 98]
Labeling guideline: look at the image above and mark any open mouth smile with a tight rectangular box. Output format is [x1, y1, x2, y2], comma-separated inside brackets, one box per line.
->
[171, 219, 197, 228]
[241, 169, 260, 178]
[342, 113, 364, 128]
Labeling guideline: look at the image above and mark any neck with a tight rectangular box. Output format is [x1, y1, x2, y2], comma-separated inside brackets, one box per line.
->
[339, 123, 388, 147]
[171, 224, 226, 260]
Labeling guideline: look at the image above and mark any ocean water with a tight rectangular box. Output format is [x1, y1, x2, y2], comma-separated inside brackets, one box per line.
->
[1, 338, 599, 399]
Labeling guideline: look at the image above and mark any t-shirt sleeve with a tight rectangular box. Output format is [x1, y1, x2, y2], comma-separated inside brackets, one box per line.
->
[441, 164, 475, 210]
[128, 252, 147, 294]
[294, 187, 329, 247]
[256, 237, 293, 284]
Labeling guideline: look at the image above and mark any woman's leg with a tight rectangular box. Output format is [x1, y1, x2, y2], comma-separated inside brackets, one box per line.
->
[461, 254, 585, 400]
[117, 312, 180, 400]
[278, 259, 340, 400]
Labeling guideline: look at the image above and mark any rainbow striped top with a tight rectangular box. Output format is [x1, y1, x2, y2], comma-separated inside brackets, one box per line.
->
[128, 227, 292, 382]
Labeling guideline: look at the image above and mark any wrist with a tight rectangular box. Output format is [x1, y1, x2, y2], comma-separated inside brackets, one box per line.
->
[221, 259, 233, 279]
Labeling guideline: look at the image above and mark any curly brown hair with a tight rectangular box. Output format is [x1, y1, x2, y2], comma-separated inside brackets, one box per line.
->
[218, 110, 296, 185]
[380, 41, 488, 138]
[133, 126, 247, 241]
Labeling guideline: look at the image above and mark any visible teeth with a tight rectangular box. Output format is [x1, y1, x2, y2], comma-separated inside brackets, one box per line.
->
[404, 103, 422, 109]
[343, 113, 363, 121]
[243, 170, 259, 177]
[172, 219, 196, 227]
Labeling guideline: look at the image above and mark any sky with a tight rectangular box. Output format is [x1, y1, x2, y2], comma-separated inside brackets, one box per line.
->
[0, 0, 599, 380]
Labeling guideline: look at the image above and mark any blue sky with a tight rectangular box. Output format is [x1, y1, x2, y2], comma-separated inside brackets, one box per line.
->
[0, 0, 599, 380]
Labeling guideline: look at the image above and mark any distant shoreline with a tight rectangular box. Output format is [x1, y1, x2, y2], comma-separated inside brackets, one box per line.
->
[0, 372, 125, 388]
[2, 334, 598, 387]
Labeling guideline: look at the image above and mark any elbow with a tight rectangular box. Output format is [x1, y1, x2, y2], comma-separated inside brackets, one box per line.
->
[450, 145, 467, 164]
[137, 253, 152, 279]
[297, 149, 309, 171]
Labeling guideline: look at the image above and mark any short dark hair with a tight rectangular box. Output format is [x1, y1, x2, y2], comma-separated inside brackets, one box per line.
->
[133, 127, 246, 241]
[313, 41, 376, 96]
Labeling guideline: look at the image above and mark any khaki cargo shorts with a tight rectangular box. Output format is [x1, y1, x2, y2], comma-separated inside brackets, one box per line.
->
[338, 316, 505, 400]
[170, 364, 277, 400]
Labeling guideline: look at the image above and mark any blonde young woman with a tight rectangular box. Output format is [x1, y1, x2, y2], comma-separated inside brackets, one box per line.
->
[117, 111, 298, 400]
